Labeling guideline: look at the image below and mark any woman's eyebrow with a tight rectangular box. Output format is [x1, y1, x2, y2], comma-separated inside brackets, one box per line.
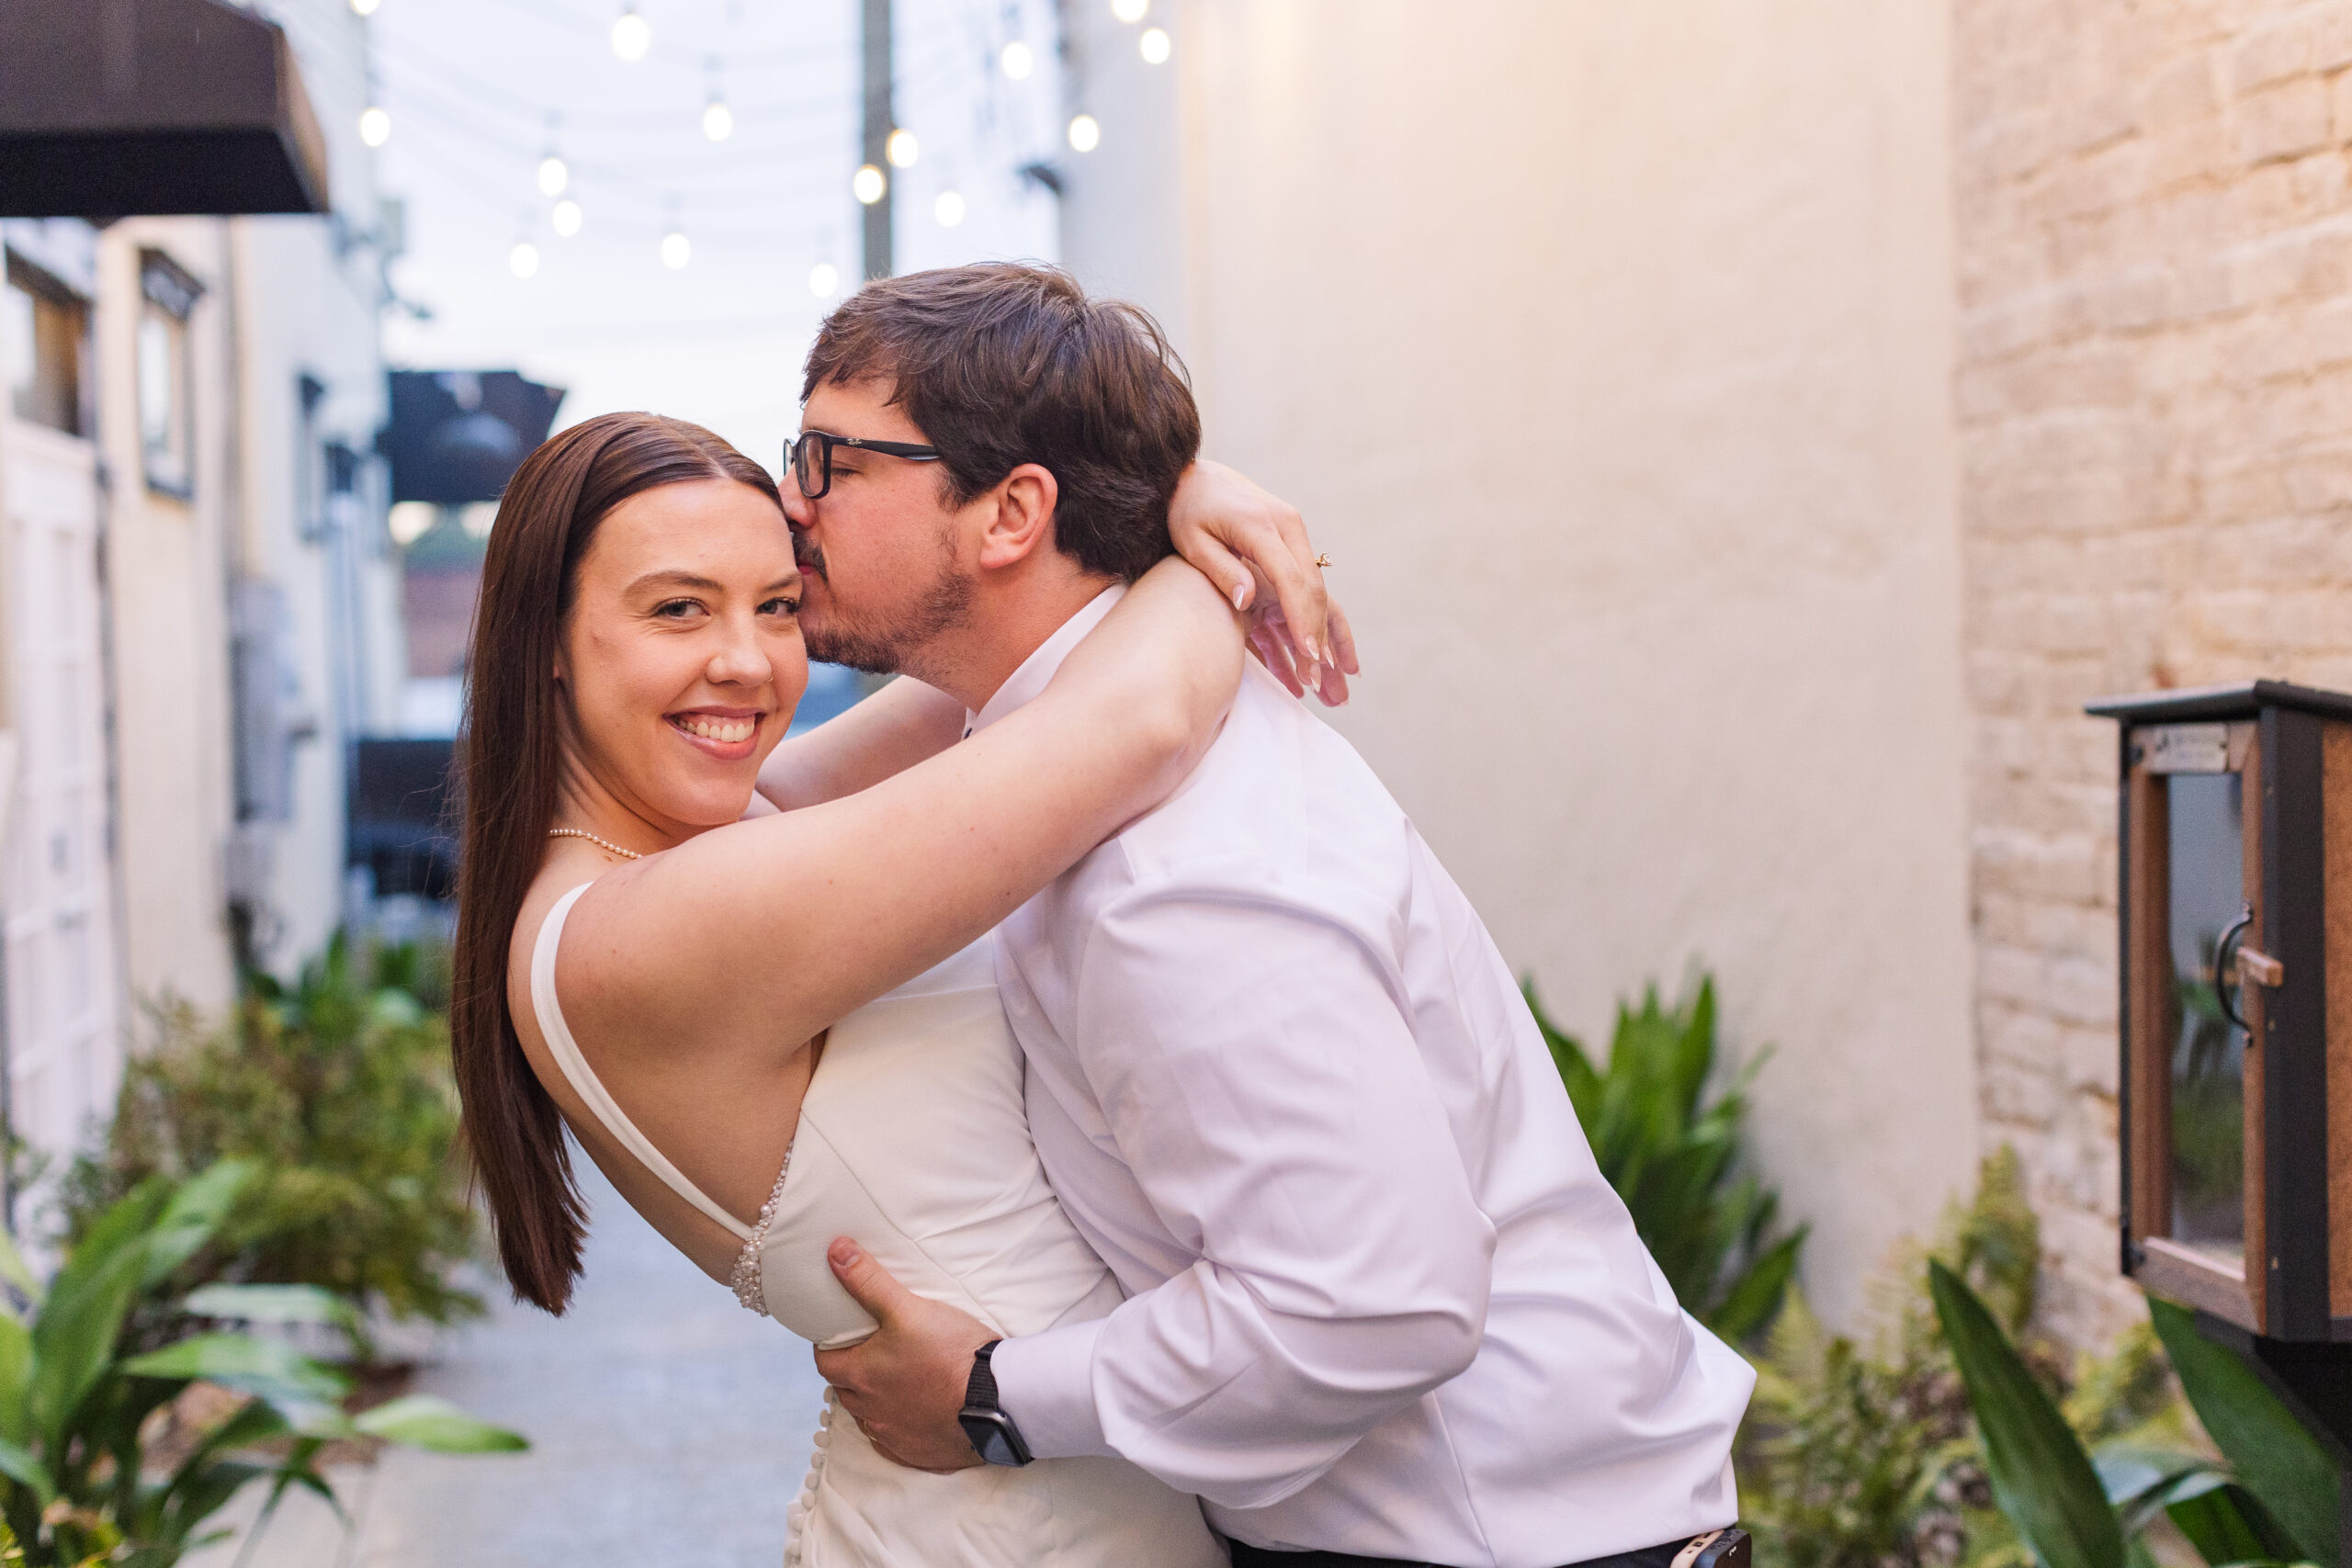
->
[626, 570, 727, 594]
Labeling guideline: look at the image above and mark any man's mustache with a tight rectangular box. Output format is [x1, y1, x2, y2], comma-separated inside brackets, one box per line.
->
[793, 534, 828, 582]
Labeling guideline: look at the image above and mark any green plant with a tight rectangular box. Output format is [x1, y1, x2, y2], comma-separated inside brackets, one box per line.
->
[1737, 1148, 2039, 1568]
[1932, 1261, 2334, 1568]
[1524, 975, 1805, 1339]
[59, 935, 481, 1353]
[0, 1160, 524, 1567]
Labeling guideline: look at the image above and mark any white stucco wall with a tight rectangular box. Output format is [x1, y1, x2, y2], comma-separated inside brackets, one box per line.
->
[1062, 0, 1977, 1326]
[96, 219, 241, 1016]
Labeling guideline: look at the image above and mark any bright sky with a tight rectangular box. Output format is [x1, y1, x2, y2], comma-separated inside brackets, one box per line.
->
[369, 0, 1065, 463]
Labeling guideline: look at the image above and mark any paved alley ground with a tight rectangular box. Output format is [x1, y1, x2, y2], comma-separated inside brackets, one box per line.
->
[194, 1160, 828, 1567]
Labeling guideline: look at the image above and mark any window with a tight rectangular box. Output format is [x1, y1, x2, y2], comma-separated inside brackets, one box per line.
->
[137, 250, 202, 497]
[4, 257, 87, 436]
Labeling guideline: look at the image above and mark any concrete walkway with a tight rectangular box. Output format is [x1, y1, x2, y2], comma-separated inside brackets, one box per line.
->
[194, 1161, 828, 1568]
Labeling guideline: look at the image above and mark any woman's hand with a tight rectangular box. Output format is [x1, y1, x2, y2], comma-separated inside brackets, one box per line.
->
[1168, 460, 1361, 706]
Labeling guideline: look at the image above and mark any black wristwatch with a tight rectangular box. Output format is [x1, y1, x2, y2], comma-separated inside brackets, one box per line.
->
[958, 1339, 1035, 1467]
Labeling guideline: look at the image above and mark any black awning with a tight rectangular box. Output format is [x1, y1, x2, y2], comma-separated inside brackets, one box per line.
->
[0, 0, 329, 219]
[380, 371, 570, 504]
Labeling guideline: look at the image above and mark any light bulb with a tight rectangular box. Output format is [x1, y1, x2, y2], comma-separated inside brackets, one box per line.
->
[388, 502, 435, 545]
[809, 262, 840, 298]
[358, 106, 391, 146]
[351, 0, 380, 14]
[1112, 0, 1147, 20]
[853, 164, 887, 204]
[1139, 27, 1170, 63]
[1067, 114, 1100, 152]
[935, 191, 966, 227]
[551, 198, 582, 237]
[886, 129, 919, 168]
[611, 6, 650, 62]
[509, 242, 540, 278]
[703, 99, 734, 141]
[1001, 40, 1034, 79]
[537, 155, 569, 197]
[661, 231, 691, 269]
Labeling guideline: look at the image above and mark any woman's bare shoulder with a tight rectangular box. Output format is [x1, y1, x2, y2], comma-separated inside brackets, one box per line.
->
[504, 852, 618, 1057]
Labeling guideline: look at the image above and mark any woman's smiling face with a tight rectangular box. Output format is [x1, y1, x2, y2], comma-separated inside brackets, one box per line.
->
[557, 477, 808, 836]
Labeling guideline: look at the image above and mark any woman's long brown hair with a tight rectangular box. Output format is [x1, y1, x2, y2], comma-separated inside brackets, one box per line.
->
[450, 412, 784, 1314]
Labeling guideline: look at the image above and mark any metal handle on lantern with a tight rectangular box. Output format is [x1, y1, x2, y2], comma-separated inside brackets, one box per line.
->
[2214, 907, 2255, 1032]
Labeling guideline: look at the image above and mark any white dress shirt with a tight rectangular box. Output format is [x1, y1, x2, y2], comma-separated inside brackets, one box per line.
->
[984, 589, 1754, 1568]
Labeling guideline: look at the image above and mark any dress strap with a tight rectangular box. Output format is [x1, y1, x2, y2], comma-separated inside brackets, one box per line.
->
[529, 882, 754, 1243]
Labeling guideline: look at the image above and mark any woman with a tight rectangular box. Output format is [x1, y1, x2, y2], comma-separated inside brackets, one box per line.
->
[453, 411, 1347, 1566]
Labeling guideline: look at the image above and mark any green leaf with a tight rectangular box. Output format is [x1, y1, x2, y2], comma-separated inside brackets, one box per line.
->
[352, 1395, 527, 1453]
[28, 1223, 152, 1444]
[2147, 1296, 2340, 1566]
[0, 1436, 52, 1506]
[0, 1313, 29, 1450]
[122, 1333, 348, 1405]
[139, 1159, 258, 1290]
[1706, 1224, 1806, 1341]
[1929, 1259, 2125, 1568]
[181, 1283, 357, 1334]
[2163, 1474, 2301, 1567]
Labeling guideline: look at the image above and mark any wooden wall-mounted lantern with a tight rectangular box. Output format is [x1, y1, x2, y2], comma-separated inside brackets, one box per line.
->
[2087, 681, 2352, 1345]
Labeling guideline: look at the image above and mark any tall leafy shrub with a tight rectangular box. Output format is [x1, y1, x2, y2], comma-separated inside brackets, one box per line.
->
[58, 938, 481, 1349]
[1524, 976, 1805, 1339]
[0, 1161, 522, 1567]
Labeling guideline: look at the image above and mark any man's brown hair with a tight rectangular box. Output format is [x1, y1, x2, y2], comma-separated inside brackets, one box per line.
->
[802, 263, 1201, 582]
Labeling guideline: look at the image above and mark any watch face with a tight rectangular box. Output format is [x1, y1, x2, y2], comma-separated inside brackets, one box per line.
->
[957, 1410, 1029, 1467]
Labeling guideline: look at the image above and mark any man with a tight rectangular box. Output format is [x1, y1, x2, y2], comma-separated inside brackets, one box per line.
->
[792, 263, 1754, 1568]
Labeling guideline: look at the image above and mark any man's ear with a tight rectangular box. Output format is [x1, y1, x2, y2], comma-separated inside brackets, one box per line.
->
[975, 463, 1059, 570]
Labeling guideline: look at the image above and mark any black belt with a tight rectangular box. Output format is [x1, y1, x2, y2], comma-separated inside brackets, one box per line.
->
[1227, 1528, 1746, 1568]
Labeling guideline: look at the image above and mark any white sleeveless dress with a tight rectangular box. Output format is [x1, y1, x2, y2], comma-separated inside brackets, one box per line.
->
[529, 885, 1225, 1568]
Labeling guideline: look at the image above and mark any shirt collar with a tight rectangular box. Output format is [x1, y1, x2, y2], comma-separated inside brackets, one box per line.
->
[965, 584, 1127, 739]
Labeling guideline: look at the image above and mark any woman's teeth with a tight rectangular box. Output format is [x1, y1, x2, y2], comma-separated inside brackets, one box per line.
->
[674, 715, 754, 743]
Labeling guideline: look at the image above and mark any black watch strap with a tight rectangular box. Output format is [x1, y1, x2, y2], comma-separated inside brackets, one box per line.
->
[966, 1339, 1004, 1410]
[959, 1339, 1034, 1467]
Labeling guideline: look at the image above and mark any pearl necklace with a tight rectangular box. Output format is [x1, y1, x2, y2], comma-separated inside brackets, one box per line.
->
[547, 828, 645, 861]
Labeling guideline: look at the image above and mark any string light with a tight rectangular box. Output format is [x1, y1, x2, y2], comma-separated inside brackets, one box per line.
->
[509, 241, 540, 278]
[853, 164, 887, 204]
[1139, 27, 1170, 63]
[1001, 40, 1034, 79]
[702, 57, 733, 141]
[611, 6, 650, 62]
[350, 0, 380, 14]
[935, 191, 966, 227]
[358, 105, 391, 146]
[537, 154, 569, 197]
[1112, 0, 1147, 20]
[661, 230, 691, 269]
[551, 198, 582, 237]
[886, 129, 919, 168]
[1067, 114, 1100, 152]
[809, 262, 839, 298]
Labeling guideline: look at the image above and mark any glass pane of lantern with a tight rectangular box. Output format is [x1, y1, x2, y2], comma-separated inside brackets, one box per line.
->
[2165, 772, 2245, 1264]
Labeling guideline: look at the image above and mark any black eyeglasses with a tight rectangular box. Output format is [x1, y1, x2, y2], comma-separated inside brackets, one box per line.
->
[783, 430, 943, 500]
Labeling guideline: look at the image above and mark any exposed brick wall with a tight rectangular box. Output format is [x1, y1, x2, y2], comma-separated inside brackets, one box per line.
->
[1955, 0, 2352, 1345]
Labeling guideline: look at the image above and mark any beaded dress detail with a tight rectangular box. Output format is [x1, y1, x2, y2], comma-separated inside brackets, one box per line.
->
[527, 887, 1224, 1568]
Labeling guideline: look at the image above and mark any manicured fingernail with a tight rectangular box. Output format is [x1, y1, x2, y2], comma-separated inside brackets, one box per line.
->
[1302, 660, 1320, 689]
[1232, 582, 1250, 611]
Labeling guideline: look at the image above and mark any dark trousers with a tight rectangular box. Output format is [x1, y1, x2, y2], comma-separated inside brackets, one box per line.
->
[1227, 1533, 1703, 1568]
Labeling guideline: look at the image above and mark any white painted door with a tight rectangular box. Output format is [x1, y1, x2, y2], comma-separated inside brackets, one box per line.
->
[0, 418, 120, 1167]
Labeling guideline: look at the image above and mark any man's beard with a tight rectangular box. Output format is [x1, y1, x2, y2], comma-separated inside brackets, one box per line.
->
[796, 532, 975, 676]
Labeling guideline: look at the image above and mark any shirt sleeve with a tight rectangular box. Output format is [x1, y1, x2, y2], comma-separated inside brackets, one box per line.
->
[989, 876, 1497, 1509]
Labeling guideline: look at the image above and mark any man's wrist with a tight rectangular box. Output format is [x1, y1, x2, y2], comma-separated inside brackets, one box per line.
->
[985, 1320, 1112, 1460]
[957, 1340, 1034, 1467]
